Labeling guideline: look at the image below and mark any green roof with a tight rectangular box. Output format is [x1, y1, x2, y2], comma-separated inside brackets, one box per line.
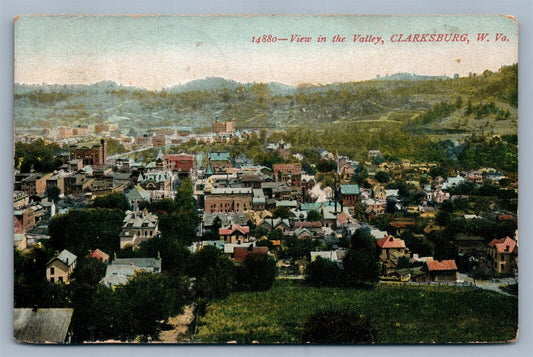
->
[208, 152, 230, 161]
[340, 184, 360, 195]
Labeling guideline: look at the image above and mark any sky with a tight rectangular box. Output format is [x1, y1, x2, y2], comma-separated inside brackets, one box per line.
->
[14, 15, 518, 90]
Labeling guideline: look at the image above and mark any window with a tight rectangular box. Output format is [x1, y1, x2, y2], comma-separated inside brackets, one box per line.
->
[50, 267, 55, 275]
[50, 277, 55, 283]
[58, 276, 63, 283]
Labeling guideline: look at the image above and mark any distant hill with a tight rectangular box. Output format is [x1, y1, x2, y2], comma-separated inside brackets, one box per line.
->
[374, 73, 450, 81]
[164, 77, 242, 93]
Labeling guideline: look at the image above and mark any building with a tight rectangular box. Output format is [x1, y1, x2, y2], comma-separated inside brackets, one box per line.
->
[21, 173, 53, 197]
[88, 249, 110, 264]
[13, 191, 29, 209]
[426, 260, 458, 282]
[219, 224, 250, 244]
[204, 188, 253, 213]
[487, 237, 518, 274]
[163, 153, 195, 179]
[63, 173, 94, 196]
[69, 139, 107, 166]
[211, 120, 234, 134]
[340, 184, 360, 207]
[14, 207, 36, 234]
[119, 206, 159, 249]
[233, 246, 268, 262]
[46, 249, 77, 284]
[14, 308, 74, 344]
[273, 163, 302, 185]
[205, 152, 232, 175]
[102, 257, 162, 287]
[376, 235, 408, 263]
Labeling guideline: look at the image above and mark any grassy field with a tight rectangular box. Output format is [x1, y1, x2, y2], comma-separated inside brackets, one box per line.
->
[196, 280, 518, 344]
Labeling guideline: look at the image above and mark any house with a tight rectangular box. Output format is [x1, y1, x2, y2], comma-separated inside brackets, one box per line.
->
[294, 221, 323, 236]
[88, 248, 109, 263]
[102, 257, 162, 287]
[426, 260, 458, 282]
[219, 224, 250, 244]
[294, 227, 313, 239]
[46, 249, 77, 284]
[375, 235, 408, 263]
[14, 308, 74, 344]
[340, 184, 360, 207]
[119, 205, 159, 249]
[258, 217, 291, 233]
[125, 185, 151, 206]
[310, 249, 348, 265]
[432, 188, 450, 204]
[487, 237, 518, 275]
[373, 185, 387, 201]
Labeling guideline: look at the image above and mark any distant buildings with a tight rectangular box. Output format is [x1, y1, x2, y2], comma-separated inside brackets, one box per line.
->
[211, 121, 234, 134]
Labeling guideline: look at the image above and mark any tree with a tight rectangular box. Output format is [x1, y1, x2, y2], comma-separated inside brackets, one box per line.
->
[272, 207, 291, 219]
[375, 171, 390, 184]
[190, 246, 235, 299]
[45, 185, 61, 202]
[302, 311, 376, 343]
[306, 210, 322, 222]
[237, 253, 277, 291]
[114, 272, 189, 341]
[342, 228, 380, 286]
[305, 256, 341, 287]
[48, 208, 125, 257]
[90, 192, 130, 211]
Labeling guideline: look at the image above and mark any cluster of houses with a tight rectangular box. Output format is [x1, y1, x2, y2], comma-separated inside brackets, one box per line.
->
[15, 134, 518, 291]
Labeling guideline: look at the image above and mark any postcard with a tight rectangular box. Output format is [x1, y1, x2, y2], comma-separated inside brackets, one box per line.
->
[13, 15, 518, 344]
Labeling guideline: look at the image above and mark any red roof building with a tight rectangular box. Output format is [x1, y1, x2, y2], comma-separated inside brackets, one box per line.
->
[88, 249, 109, 263]
[163, 154, 195, 178]
[487, 237, 518, 274]
[219, 224, 250, 244]
[233, 246, 268, 262]
[426, 260, 458, 282]
[375, 235, 408, 262]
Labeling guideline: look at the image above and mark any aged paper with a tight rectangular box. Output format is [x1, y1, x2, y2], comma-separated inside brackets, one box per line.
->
[14, 15, 518, 344]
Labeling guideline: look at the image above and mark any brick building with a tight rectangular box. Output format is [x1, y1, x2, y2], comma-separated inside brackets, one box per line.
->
[211, 121, 234, 134]
[273, 163, 302, 185]
[69, 139, 107, 166]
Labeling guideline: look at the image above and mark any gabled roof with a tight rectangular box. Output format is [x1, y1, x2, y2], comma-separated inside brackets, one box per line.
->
[14, 308, 74, 344]
[376, 235, 406, 249]
[89, 249, 109, 262]
[488, 236, 518, 254]
[427, 260, 458, 271]
[47, 249, 77, 267]
[219, 224, 250, 235]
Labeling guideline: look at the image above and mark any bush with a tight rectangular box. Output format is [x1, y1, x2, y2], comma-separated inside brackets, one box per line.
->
[302, 310, 376, 343]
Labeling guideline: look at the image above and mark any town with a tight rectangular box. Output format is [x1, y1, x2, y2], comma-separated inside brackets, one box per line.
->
[14, 110, 518, 343]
